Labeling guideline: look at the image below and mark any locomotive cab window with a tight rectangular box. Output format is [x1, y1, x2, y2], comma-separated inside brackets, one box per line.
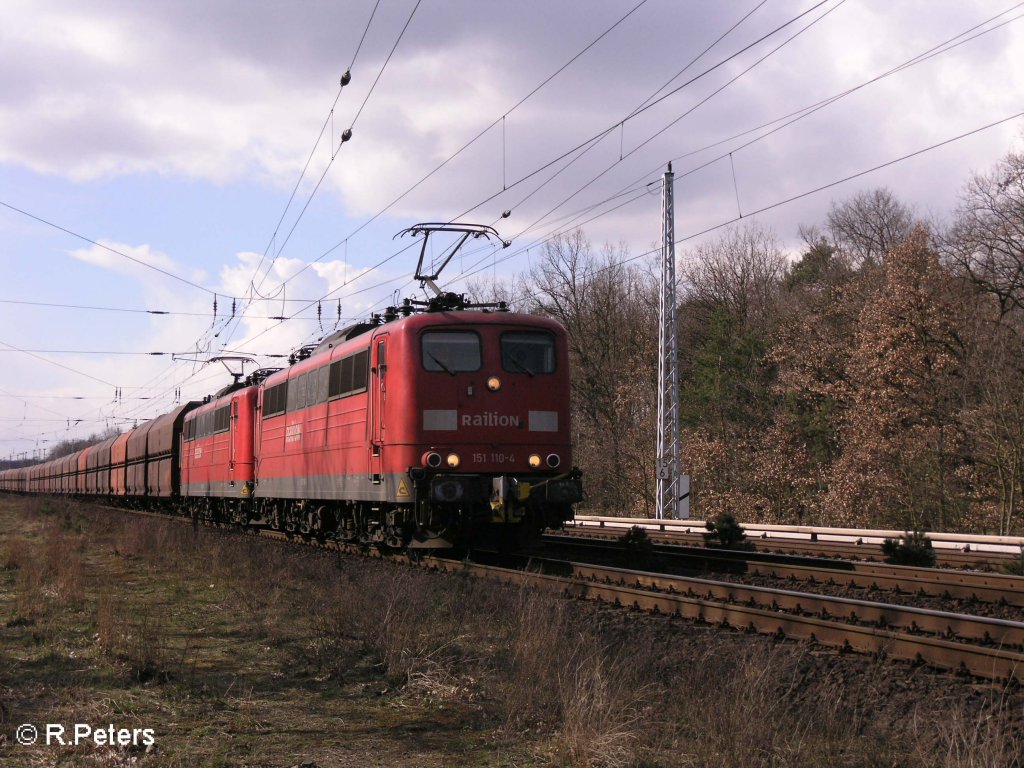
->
[501, 331, 556, 375]
[422, 331, 481, 373]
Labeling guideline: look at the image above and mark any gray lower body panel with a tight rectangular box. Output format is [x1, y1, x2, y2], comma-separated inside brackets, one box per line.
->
[182, 481, 247, 499]
[253, 473, 410, 503]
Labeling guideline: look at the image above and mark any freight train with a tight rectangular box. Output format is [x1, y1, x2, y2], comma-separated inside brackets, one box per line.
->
[0, 225, 583, 549]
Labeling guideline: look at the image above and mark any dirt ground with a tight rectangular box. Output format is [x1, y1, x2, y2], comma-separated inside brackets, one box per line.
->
[0, 495, 1021, 767]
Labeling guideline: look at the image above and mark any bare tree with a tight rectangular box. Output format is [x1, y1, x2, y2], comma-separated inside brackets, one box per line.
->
[526, 230, 658, 515]
[827, 188, 915, 266]
[943, 151, 1024, 319]
[46, 428, 120, 460]
[684, 223, 786, 332]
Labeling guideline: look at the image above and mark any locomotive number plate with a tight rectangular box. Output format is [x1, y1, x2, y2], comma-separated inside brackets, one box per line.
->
[473, 452, 516, 464]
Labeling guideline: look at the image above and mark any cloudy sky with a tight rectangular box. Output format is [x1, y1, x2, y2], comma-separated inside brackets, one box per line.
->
[1, 0, 1022, 459]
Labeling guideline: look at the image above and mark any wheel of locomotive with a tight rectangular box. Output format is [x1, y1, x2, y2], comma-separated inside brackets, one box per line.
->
[283, 505, 299, 535]
[411, 504, 459, 548]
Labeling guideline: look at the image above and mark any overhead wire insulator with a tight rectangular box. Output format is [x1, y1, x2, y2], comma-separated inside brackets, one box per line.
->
[341, 69, 352, 87]
[340, 128, 353, 143]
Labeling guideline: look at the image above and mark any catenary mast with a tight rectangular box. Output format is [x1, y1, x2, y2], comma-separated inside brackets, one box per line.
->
[656, 163, 685, 519]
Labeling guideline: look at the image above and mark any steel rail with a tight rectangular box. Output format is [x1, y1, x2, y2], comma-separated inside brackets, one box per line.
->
[574, 515, 1024, 551]
[426, 558, 1024, 681]
[557, 524, 1019, 573]
[567, 562, 1024, 647]
[542, 532, 1024, 606]
[569, 518, 1024, 573]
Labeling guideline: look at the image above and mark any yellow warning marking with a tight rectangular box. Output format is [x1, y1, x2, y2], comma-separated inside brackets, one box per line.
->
[397, 479, 411, 497]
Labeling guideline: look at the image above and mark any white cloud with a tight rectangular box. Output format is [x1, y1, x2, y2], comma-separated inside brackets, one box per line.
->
[4, 0, 1024, 456]
[68, 240, 178, 276]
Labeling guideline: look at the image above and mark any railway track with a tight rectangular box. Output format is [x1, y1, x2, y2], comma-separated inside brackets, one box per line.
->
[564, 518, 1024, 570]
[539, 533, 1024, 607]
[73, 502, 1024, 682]
[429, 556, 1024, 681]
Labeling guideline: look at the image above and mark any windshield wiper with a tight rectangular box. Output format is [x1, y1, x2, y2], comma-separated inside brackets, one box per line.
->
[427, 352, 457, 376]
[506, 355, 535, 377]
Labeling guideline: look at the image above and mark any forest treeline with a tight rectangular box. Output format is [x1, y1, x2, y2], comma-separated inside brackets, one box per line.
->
[493, 149, 1024, 535]
[5, 150, 1023, 536]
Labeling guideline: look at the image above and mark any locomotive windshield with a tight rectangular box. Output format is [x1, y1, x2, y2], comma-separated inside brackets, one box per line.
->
[501, 332, 556, 375]
[422, 331, 481, 373]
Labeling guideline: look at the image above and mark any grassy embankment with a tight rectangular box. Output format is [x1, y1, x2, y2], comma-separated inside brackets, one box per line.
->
[0, 495, 1021, 767]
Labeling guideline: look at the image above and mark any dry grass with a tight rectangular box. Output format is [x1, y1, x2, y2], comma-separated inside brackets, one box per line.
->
[2, 495, 1023, 767]
[95, 594, 179, 683]
[555, 648, 648, 768]
[912, 688, 1024, 768]
[301, 561, 496, 691]
[4, 513, 85, 620]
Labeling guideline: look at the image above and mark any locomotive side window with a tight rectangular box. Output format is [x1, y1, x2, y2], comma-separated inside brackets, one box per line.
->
[315, 365, 330, 405]
[354, 352, 370, 393]
[328, 359, 346, 397]
[501, 332, 557, 375]
[328, 348, 370, 399]
[352, 349, 369, 390]
[422, 331, 481, 373]
[287, 374, 307, 412]
[186, 406, 232, 439]
[213, 405, 230, 434]
[263, 381, 288, 418]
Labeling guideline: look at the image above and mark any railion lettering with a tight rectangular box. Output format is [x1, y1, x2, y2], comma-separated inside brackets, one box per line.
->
[461, 412, 521, 428]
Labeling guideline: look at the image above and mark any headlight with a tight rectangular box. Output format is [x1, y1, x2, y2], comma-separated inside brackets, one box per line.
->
[423, 451, 442, 468]
[546, 453, 561, 468]
[528, 454, 542, 468]
[487, 376, 502, 391]
[446, 453, 461, 468]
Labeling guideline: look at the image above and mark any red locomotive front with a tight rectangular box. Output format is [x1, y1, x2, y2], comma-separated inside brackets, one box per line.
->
[382, 311, 580, 545]
[251, 306, 580, 547]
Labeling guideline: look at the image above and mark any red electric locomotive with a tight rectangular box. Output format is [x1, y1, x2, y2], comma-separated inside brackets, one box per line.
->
[0, 223, 583, 549]
[180, 384, 260, 520]
[247, 299, 580, 547]
[240, 222, 582, 548]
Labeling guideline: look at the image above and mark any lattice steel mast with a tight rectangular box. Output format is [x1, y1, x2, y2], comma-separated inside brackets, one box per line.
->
[656, 163, 684, 519]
